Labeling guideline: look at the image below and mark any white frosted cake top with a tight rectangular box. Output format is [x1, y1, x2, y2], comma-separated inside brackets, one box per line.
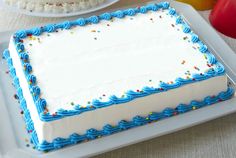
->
[18, 9, 214, 113]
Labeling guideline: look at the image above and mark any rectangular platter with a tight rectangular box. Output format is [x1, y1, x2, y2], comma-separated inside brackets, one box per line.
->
[0, 0, 236, 158]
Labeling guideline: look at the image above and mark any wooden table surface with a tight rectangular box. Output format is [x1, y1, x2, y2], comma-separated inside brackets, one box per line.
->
[0, 0, 236, 158]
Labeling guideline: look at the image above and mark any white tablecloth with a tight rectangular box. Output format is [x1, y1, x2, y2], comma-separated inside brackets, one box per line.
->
[0, 0, 235, 158]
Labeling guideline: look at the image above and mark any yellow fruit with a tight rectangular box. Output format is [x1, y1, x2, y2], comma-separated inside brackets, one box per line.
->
[176, 0, 216, 10]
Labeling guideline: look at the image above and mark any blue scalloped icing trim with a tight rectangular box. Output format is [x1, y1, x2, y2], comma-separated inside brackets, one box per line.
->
[3, 49, 234, 151]
[5, 2, 228, 122]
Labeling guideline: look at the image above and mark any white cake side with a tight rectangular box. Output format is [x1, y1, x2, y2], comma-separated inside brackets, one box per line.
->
[8, 8, 229, 143]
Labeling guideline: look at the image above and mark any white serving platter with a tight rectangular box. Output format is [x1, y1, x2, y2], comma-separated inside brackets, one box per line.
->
[0, 1, 236, 158]
[0, 0, 119, 17]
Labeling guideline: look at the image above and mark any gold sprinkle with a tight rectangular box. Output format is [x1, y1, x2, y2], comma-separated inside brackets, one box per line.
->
[29, 36, 36, 40]
[81, 105, 86, 108]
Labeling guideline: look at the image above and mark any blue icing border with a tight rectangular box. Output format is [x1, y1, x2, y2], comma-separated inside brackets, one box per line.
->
[2, 1, 235, 151]
[2, 50, 234, 150]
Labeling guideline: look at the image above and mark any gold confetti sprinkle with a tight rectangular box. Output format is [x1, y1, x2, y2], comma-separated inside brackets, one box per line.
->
[29, 36, 36, 40]
[79, 105, 85, 108]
